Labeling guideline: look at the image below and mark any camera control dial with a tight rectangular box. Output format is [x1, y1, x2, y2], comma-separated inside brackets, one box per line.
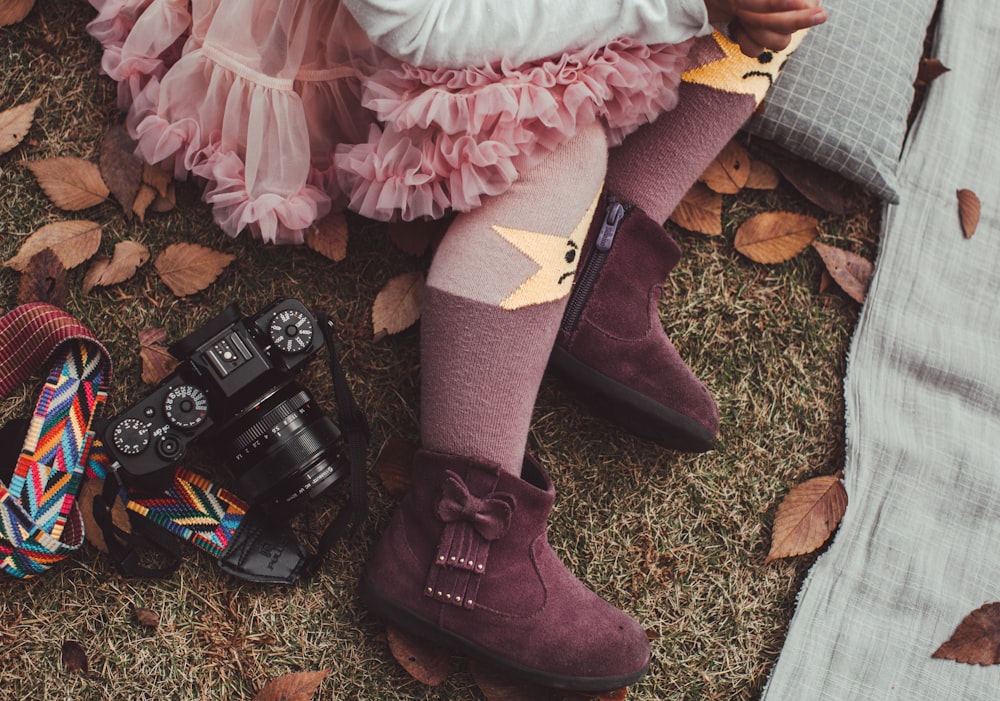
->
[269, 309, 313, 354]
[164, 385, 209, 429]
[112, 418, 151, 455]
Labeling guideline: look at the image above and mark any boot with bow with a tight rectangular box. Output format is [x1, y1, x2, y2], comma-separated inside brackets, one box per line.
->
[550, 190, 720, 452]
[360, 449, 650, 691]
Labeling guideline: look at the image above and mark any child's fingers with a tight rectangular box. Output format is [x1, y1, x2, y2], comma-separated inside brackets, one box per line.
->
[730, 25, 770, 57]
[733, 0, 819, 13]
[737, 7, 827, 34]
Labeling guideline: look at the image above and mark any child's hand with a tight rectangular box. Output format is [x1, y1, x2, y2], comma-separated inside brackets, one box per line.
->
[704, 0, 827, 56]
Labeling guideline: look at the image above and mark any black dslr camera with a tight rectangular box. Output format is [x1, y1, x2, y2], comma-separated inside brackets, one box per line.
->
[103, 298, 347, 515]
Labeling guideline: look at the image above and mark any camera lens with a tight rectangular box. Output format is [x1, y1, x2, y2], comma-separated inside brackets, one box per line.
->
[221, 380, 347, 514]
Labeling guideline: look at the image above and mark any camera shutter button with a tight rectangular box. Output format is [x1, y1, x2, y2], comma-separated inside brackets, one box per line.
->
[155, 433, 184, 461]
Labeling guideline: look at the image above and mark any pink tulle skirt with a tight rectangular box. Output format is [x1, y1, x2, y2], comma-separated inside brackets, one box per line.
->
[86, 0, 692, 244]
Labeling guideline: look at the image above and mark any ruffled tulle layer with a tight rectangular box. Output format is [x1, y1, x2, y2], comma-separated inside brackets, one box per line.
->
[86, 0, 691, 241]
[335, 38, 693, 222]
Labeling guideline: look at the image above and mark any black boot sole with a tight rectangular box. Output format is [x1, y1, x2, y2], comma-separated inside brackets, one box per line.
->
[548, 345, 717, 452]
[359, 573, 650, 692]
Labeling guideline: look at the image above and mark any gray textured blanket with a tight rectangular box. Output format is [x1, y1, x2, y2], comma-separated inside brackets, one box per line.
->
[761, 1, 1000, 698]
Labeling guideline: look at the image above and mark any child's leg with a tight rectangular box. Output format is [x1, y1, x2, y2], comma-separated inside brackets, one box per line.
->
[551, 32, 802, 451]
[361, 123, 652, 691]
[420, 123, 606, 475]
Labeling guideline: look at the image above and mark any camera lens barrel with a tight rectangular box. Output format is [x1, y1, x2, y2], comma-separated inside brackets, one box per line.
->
[222, 381, 346, 513]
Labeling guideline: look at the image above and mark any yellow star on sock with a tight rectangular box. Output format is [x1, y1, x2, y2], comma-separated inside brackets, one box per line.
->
[682, 29, 806, 105]
[493, 190, 601, 310]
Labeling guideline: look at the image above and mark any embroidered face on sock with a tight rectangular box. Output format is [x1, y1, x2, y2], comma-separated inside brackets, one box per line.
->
[681, 29, 806, 106]
[492, 191, 600, 310]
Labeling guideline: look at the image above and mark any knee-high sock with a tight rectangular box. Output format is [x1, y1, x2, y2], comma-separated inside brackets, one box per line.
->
[420, 123, 607, 475]
[607, 29, 806, 224]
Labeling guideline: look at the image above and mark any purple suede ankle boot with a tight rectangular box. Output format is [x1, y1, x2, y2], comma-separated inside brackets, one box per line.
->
[550, 190, 720, 452]
[360, 449, 650, 691]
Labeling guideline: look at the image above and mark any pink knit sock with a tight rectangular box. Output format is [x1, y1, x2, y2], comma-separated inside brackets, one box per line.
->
[420, 124, 607, 475]
[608, 30, 805, 223]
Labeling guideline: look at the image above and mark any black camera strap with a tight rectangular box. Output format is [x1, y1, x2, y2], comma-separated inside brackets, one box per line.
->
[298, 315, 369, 576]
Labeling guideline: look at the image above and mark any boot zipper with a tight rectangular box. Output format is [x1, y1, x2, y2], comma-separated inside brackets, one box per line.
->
[561, 194, 628, 334]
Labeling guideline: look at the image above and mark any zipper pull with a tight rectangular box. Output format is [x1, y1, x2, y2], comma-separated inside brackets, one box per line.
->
[595, 200, 626, 252]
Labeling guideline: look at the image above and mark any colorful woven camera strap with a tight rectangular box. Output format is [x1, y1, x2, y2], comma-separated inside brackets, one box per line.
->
[0, 303, 111, 578]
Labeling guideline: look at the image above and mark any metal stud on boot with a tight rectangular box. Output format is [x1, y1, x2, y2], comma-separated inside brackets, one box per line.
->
[360, 449, 651, 691]
[550, 190, 720, 451]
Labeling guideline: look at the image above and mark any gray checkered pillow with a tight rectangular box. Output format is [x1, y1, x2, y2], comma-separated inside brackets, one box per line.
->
[745, 0, 938, 203]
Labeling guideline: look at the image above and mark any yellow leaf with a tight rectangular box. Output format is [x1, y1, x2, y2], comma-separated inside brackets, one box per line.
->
[734, 211, 819, 264]
[0, 0, 35, 27]
[304, 211, 349, 262]
[372, 271, 424, 338]
[669, 182, 723, 235]
[25, 157, 109, 210]
[4, 220, 102, 272]
[699, 140, 750, 194]
[766, 473, 847, 562]
[0, 98, 41, 155]
[154, 243, 235, 296]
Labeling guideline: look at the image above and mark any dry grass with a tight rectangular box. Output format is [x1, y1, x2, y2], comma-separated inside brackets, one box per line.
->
[1, 3, 880, 699]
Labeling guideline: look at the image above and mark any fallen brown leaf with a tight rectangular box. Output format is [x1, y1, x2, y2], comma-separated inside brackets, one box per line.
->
[957, 189, 981, 238]
[138, 327, 181, 385]
[304, 211, 349, 262]
[78, 476, 131, 553]
[4, 220, 102, 272]
[669, 183, 723, 235]
[386, 625, 450, 686]
[469, 660, 557, 700]
[0, 98, 41, 155]
[734, 212, 819, 264]
[388, 217, 449, 256]
[766, 472, 847, 562]
[154, 242, 235, 296]
[253, 669, 330, 701]
[745, 159, 781, 190]
[0, 0, 35, 26]
[25, 157, 109, 211]
[915, 57, 950, 87]
[812, 241, 873, 304]
[142, 162, 172, 198]
[133, 607, 160, 630]
[766, 151, 852, 215]
[149, 182, 177, 213]
[132, 184, 158, 222]
[17, 248, 67, 308]
[61, 640, 88, 674]
[100, 124, 144, 217]
[699, 140, 750, 194]
[374, 437, 419, 498]
[372, 271, 424, 338]
[83, 239, 150, 293]
[933, 603, 1000, 665]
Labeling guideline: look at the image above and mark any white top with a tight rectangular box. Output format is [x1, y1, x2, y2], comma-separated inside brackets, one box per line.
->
[341, 0, 712, 67]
